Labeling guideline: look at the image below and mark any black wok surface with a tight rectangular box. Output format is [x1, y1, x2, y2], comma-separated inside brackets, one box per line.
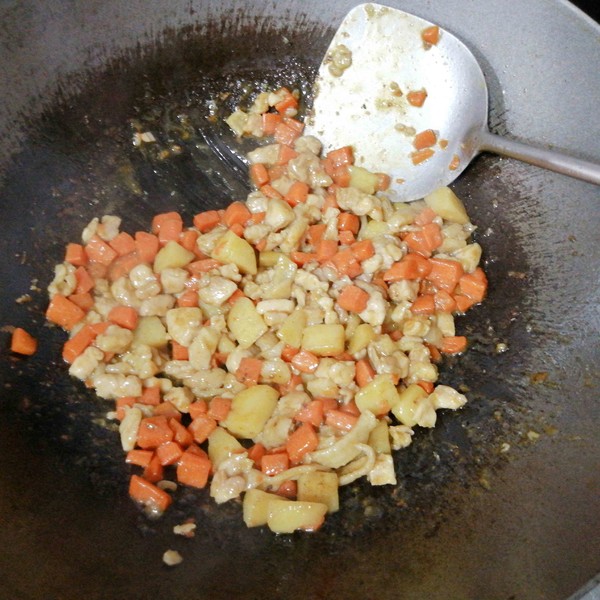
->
[0, 1, 598, 599]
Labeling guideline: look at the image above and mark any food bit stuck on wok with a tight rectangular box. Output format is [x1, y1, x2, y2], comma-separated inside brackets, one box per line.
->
[44, 84, 487, 534]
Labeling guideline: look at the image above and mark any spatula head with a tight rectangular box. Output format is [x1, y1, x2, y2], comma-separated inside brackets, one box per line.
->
[307, 3, 488, 202]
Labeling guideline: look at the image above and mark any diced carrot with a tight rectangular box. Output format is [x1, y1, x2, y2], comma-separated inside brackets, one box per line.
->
[139, 386, 161, 406]
[153, 401, 181, 420]
[330, 165, 351, 187]
[384, 254, 431, 281]
[422, 223, 443, 252]
[350, 239, 375, 262]
[65, 243, 88, 266]
[322, 193, 339, 210]
[46, 294, 86, 330]
[284, 180, 309, 206]
[315, 239, 338, 263]
[449, 154, 461, 171]
[10, 327, 37, 356]
[129, 474, 172, 512]
[416, 380, 435, 394]
[277, 144, 299, 166]
[179, 229, 199, 253]
[108, 305, 138, 330]
[286, 423, 319, 464]
[330, 249, 362, 278]
[254, 238, 267, 252]
[116, 396, 136, 421]
[274, 87, 299, 114]
[262, 112, 283, 136]
[281, 344, 300, 362]
[282, 117, 304, 135]
[136, 416, 174, 450]
[404, 229, 436, 257]
[260, 184, 283, 200]
[290, 350, 320, 374]
[169, 417, 193, 447]
[319, 397, 339, 413]
[176, 451, 211, 488]
[276, 480, 297, 499]
[177, 289, 199, 307]
[188, 414, 217, 444]
[327, 146, 354, 168]
[325, 409, 358, 432]
[250, 212, 266, 225]
[193, 210, 221, 233]
[171, 340, 189, 360]
[440, 335, 468, 354]
[407, 89, 428, 107]
[278, 373, 303, 395]
[109, 232, 136, 257]
[421, 25, 440, 45]
[427, 258, 464, 294]
[338, 212, 360, 234]
[338, 230, 355, 245]
[150, 211, 180, 234]
[334, 351, 355, 361]
[247, 443, 266, 468]
[337, 285, 369, 313]
[142, 453, 164, 483]
[249, 163, 270, 188]
[235, 357, 263, 386]
[107, 252, 144, 281]
[188, 400, 208, 420]
[126, 449, 153, 468]
[434, 290, 457, 312]
[307, 224, 327, 246]
[339, 399, 361, 417]
[410, 294, 436, 315]
[267, 164, 288, 181]
[355, 358, 375, 387]
[135, 232, 160, 263]
[375, 172, 391, 192]
[208, 397, 232, 422]
[85, 261, 108, 280]
[439, 139, 449, 150]
[74, 266, 95, 294]
[290, 251, 318, 266]
[61, 324, 95, 363]
[156, 218, 183, 244]
[85, 235, 118, 266]
[226, 289, 245, 306]
[414, 129, 438, 150]
[223, 201, 252, 228]
[414, 207, 437, 226]
[294, 399, 324, 427]
[261, 452, 289, 476]
[454, 294, 475, 313]
[156, 441, 184, 466]
[411, 148, 435, 165]
[458, 269, 488, 303]
[274, 121, 302, 145]
[188, 258, 222, 273]
[68, 292, 94, 311]
[427, 343, 443, 362]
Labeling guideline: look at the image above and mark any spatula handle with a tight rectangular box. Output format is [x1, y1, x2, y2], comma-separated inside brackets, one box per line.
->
[479, 131, 600, 185]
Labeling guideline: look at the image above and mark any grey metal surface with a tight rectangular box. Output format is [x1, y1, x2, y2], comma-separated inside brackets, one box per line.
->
[0, 1, 598, 600]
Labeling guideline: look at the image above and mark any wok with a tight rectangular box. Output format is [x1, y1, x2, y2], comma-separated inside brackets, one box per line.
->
[0, 1, 598, 599]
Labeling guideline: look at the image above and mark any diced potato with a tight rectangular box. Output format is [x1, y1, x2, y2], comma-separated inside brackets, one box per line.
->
[132, 316, 168, 348]
[452, 242, 482, 273]
[277, 309, 307, 348]
[349, 165, 378, 195]
[354, 374, 400, 416]
[259, 251, 288, 268]
[153, 241, 195, 273]
[301, 324, 345, 357]
[267, 500, 328, 533]
[424, 187, 469, 224]
[358, 220, 391, 239]
[348, 323, 376, 354]
[227, 297, 267, 349]
[208, 427, 244, 468]
[297, 471, 339, 513]
[217, 334, 237, 354]
[243, 489, 289, 528]
[390, 383, 428, 427]
[211, 230, 257, 275]
[262, 255, 297, 300]
[368, 419, 392, 454]
[225, 109, 248, 137]
[222, 385, 279, 439]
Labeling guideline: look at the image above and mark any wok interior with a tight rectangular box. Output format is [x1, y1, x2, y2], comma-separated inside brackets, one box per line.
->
[0, 4, 598, 599]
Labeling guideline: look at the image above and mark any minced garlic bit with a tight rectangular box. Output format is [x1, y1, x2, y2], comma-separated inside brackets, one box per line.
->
[162, 549, 183, 566]
[173, 522, 197, 537]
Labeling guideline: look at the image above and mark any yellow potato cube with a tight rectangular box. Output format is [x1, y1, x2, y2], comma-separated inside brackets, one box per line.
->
[391, 383, 428, 427]
[355, 374, 400, 416]
[349, 165, 379, 195]
[153, 241, 195, 273]
[132, 316, 168, 348]
[208, 427, 244, 468]
[348, 323, 376, 354]
[221, 385, 279, 439]
[267, 500, 328, 533]
[297, 471, 339, 513]
[368, 419, 392, 454]
[424, 186, 469, 224]
[243, 489, 289, 528]
[211, 229, 257, 274]
[227, 296, 268, 349]
[301, 324, 345, 357]
[277, 309, 307, 348]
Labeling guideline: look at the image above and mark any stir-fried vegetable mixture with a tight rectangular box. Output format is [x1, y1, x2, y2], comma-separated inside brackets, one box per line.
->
[45, 86, 487, 534]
